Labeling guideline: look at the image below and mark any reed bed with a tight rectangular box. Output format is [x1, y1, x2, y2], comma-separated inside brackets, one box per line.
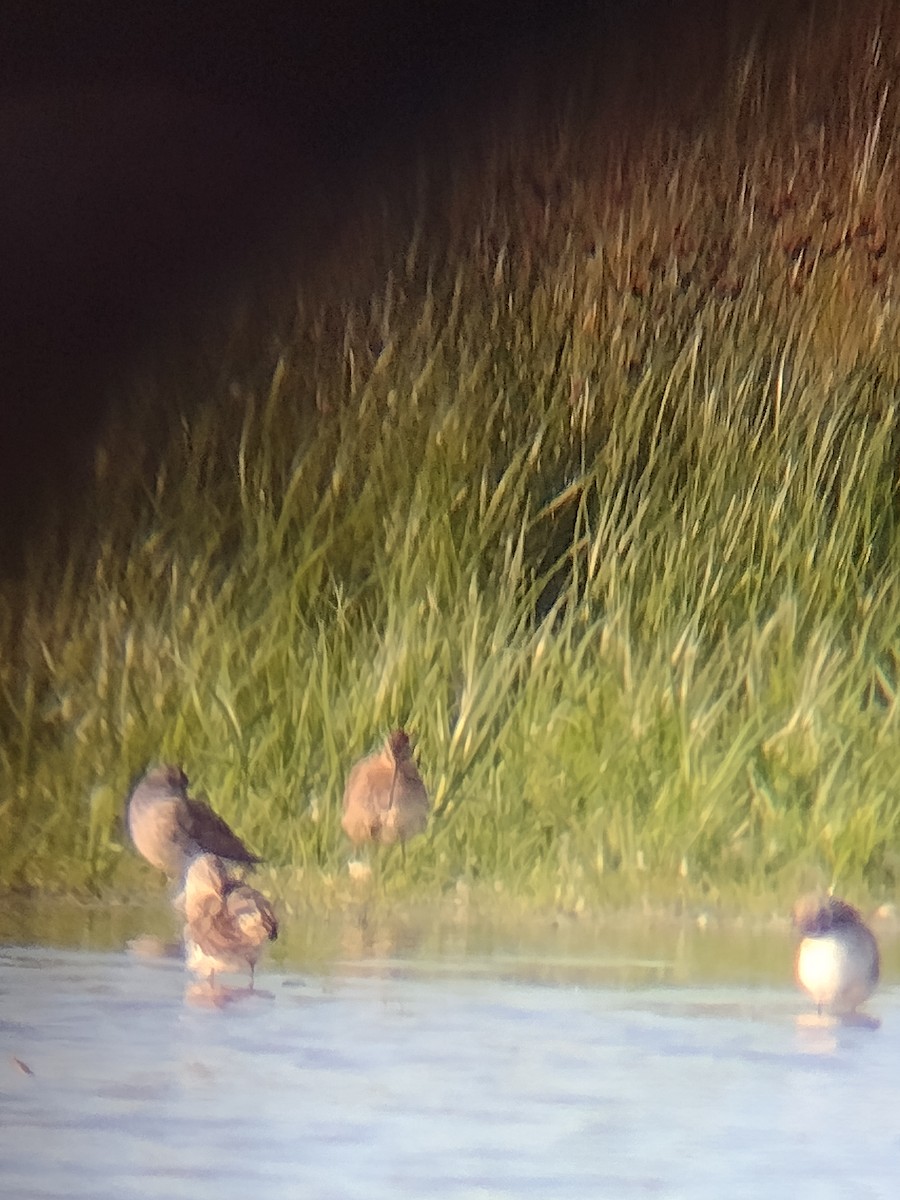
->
[2, 1, 900, 915]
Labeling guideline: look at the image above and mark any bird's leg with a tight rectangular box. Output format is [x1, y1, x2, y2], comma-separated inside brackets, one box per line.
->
[379, 842, 398, 892]
[372, 843, 384, 893]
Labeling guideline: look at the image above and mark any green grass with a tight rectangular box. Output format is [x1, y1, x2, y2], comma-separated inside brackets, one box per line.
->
[3, 0, 900, 918]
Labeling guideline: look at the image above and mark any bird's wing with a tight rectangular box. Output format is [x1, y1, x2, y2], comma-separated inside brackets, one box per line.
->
[182, 796, 261, 864]
[399, 762, 429, 806]
[224, 881, 279, 942]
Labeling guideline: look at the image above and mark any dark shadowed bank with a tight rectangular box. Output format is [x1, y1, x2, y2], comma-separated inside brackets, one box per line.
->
[0, 0, 619, 567]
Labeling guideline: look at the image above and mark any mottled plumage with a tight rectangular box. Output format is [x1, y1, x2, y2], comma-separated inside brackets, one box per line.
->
[126, 764, 260, 882]
[341, 729, 430, 847]
[792, 893, 880, 1015]
[183, 853, 278, 988]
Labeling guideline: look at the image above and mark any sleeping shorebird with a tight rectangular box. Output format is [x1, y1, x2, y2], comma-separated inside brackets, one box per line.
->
[341, 729, 430, 850]
[182, 853, 278, 991]
[126, 764, 260, 883]
[792, 893, 880, 1016]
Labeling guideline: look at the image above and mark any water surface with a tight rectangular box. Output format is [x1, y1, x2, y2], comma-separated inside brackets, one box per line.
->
[1, 906, 897, 1199]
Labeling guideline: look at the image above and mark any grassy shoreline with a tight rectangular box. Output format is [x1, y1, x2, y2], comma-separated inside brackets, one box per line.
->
[3, 2, 900, 911]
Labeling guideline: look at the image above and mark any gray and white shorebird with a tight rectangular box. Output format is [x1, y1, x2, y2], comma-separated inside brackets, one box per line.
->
[792, 893, 880, 1015]
[126, 764, 261, 883]
[182, 853, 278, 990]
[341, 729, 430, 849]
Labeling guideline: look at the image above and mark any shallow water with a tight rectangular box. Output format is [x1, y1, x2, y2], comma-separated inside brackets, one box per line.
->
[1, 909, 898, 1199]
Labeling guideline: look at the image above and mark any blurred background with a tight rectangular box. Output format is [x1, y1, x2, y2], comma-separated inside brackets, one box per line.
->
[0, 0, 752, 566]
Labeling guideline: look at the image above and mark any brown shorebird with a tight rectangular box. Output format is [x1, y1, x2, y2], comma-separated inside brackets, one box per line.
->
[792, 893, 880, 1015]
[182, 853, 278, 989]
[126, 764, 260, 883]
[341, 729, 430, 848]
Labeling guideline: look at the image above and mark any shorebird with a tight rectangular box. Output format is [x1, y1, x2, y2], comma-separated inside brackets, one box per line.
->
[792, 893, 880, 1015]
[182, 853, 278, 990]
[126, 764, 261, 883]
[341, 729, 430, 849]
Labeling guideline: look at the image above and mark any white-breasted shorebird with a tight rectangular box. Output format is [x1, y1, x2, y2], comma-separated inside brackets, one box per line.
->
[341, 729, 430, 849]
[792, 893, 880, 1015]
[182, 853, 278, 990]
[126, 764, 260, 883]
